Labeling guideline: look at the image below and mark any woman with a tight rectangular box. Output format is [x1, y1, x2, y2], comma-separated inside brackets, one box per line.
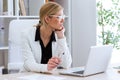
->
[21, 2, 72, 72]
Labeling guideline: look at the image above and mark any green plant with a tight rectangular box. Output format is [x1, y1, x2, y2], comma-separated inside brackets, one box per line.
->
[97, 0, 120, 49]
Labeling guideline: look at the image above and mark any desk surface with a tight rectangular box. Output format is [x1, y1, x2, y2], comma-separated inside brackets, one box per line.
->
[0, 66, 120, 80]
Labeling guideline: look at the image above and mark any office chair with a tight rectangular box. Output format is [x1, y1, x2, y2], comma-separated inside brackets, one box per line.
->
[8, 19, 38, 73]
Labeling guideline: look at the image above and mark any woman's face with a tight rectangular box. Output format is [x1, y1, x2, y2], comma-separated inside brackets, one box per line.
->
[48, 9, 65, 31]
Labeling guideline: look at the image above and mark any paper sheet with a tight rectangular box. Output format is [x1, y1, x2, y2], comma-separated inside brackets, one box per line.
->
[18, 74, 66, 80]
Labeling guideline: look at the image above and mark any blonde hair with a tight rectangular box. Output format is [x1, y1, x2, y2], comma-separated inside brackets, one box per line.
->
[38, 2, 63, 27]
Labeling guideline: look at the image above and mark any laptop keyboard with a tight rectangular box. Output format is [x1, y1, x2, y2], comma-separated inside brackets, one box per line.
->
[73, 70, 84, 74]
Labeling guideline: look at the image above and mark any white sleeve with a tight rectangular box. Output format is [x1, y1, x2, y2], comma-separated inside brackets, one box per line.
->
[55, 37, 72, 68]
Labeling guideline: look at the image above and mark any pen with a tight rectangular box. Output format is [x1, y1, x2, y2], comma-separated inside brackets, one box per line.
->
[57, 53, 64, 69]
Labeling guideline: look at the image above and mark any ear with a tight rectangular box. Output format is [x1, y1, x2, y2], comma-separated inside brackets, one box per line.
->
[44, 16, 50, 23]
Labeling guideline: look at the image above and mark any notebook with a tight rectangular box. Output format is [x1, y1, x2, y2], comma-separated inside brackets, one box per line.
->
[59, 45, 113, 77]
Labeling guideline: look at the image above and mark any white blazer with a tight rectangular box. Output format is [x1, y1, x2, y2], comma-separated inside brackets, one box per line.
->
[21, 26, 72, 72]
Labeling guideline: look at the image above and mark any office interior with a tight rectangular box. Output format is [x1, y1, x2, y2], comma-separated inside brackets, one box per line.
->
[0, 0, 120, 77]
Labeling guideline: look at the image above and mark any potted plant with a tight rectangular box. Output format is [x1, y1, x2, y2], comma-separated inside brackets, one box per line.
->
[97, 0, 120, 49]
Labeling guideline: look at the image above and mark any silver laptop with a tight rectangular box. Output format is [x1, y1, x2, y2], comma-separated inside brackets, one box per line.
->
[59, 45, 113, 77]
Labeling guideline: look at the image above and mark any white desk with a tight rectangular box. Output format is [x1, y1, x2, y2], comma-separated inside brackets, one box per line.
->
[0, 66, 120, 80]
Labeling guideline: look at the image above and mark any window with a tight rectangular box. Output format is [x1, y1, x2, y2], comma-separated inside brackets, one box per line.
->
[96, 0, 120, 64]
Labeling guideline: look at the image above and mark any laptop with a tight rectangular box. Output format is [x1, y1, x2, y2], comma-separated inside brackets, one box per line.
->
[59, 45, 113, 77]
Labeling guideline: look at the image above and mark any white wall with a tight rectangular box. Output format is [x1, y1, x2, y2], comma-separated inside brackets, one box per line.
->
[71, 0, 96, 67]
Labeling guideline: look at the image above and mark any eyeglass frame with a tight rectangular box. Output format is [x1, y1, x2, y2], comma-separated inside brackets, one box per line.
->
[49, 14, 66, 20]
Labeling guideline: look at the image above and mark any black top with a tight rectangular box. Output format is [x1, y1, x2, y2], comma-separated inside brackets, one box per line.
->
[35, 26, 56, 64]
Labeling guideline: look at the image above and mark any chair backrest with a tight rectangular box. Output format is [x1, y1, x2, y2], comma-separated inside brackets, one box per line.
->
[8, 19, 39, 70]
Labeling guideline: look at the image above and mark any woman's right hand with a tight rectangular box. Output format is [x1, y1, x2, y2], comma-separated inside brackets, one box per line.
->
[47, 57, 61, 71]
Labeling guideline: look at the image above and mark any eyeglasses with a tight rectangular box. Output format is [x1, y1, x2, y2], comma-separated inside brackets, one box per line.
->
[49, 14, 66, 20]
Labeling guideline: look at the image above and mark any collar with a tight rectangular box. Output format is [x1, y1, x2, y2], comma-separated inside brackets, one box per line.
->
[35, 26, 56, 42]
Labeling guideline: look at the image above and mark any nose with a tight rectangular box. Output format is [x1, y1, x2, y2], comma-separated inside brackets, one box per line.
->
[60, 18, 65, 23]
